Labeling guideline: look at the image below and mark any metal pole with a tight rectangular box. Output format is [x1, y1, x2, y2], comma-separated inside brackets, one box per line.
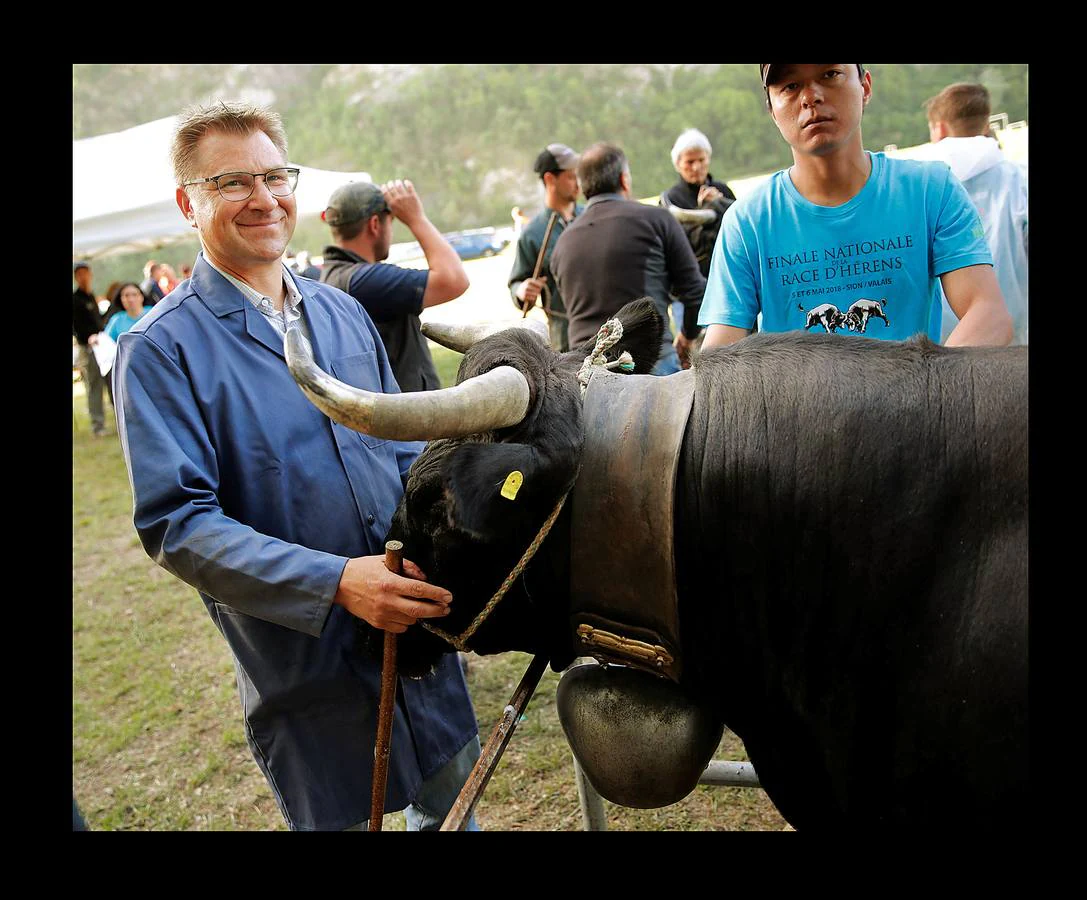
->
[573, 755, 608, 831]
[440, 654, 549, 831]
[697, 760, 761, 788]
[368, 540, 403, 831]
[570, 758, 761, 831]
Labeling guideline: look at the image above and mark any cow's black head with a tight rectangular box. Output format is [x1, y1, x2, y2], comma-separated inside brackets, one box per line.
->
[297, 299, 663, 677]
[286, 299, 662, 676]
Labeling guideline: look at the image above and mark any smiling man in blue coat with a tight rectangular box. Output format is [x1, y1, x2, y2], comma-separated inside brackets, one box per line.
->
[113, 101, 481, 831]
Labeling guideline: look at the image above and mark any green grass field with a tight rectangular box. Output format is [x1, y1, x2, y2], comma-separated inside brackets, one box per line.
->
[72, 317, 787, 831]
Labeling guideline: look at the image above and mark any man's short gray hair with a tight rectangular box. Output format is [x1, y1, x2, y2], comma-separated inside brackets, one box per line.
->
[171, 100, 289, 187]
[670, 128, 712, 166]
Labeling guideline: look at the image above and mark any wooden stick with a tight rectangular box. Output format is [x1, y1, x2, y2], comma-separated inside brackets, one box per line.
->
[439, 653, 549, 831]
[523, 211, 559, 317]
[369, 540, 403, 831]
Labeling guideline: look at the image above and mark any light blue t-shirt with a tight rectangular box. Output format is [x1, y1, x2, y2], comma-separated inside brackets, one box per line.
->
[699, 152, 993, 342]
[104, 307, 154, 343]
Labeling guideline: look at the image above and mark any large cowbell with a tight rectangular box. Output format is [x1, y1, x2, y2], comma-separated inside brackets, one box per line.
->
[557, 660, 723, 809]
[558, 366, 720, 808]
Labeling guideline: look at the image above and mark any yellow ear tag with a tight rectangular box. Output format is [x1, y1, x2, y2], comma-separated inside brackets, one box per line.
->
[500, 470, 524, 501]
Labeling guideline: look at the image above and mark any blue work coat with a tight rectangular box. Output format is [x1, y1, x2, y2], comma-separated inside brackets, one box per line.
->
[113, 254, 478, 830]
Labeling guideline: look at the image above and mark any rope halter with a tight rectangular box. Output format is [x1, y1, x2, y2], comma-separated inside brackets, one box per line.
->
[576, 317, 634, 397]
[421, 491, 569, 652]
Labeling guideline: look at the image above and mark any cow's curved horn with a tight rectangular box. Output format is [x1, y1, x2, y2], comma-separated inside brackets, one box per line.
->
[421, 318, 549, 354]
[665, 204, 718, 226]
[284, 328, 531, 440]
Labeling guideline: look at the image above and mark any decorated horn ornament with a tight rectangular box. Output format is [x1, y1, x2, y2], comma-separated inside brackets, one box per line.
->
[421, 318, 549, 354]
[284, 328, 532, 440]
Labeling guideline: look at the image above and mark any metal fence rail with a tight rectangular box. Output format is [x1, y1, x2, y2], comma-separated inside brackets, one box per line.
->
[572, 755, 762, 831]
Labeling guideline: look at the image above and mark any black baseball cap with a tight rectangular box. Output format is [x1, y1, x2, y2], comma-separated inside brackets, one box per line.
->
[761, 64, 865, 87]
[533, 143, 580, 177]
[322, 181, 389, 227]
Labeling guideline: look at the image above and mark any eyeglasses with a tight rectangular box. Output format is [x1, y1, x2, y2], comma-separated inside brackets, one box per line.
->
[182, 167, 300, 202]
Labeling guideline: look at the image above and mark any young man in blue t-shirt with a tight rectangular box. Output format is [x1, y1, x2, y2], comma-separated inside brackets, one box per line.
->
[699, 64, 1013, 350]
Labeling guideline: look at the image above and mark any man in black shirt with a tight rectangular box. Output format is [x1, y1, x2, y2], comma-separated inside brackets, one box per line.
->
[140, 260, 166, 305]
[72, 261, 109, 437]
[73, 259, 111, 436]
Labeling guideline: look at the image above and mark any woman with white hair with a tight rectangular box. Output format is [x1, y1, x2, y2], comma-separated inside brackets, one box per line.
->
[660, 128, 736, 278]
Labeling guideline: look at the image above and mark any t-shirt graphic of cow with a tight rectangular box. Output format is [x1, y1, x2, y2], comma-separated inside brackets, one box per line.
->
[798, 302, 846, 334]
[843, 297, 889, 334]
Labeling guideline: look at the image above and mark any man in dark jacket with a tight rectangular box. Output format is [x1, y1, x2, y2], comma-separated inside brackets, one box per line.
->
[508, 143, 584, 351]
[72, 261, 109, 436]
[550, 142, 706, 372]
[139, 260, 166, 305]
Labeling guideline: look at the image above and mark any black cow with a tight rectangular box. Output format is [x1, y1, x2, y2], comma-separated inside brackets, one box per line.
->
[286, 299, 1028, 829]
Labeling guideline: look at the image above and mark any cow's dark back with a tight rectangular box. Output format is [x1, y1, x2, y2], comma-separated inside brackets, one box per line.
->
[675, 332, 1027, 827]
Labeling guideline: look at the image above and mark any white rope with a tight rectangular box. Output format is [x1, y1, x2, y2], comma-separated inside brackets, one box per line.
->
[577, 317, 634, 397]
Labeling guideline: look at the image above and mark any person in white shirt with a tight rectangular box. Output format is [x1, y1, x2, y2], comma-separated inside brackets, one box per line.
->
[923, 82, 1028, 344]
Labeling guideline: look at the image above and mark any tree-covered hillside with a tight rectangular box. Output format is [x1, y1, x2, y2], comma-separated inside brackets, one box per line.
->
[73, 63, 1028, 287]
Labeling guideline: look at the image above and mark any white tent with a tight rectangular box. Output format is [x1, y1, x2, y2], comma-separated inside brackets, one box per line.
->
[73, 115, 371, 259]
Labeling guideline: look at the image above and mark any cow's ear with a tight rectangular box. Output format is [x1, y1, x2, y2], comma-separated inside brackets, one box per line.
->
[573, 298, 664, 375]
[443, 442, 574, 541]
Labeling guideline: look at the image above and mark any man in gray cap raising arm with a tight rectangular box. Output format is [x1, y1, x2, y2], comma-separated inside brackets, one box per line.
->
[321, 178, 469, 392]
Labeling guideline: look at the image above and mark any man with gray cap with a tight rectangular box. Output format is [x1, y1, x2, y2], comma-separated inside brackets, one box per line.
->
[508, 143, 584, 352]
[320, 178, 469, 392]
[699, 64, 1012, 350]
